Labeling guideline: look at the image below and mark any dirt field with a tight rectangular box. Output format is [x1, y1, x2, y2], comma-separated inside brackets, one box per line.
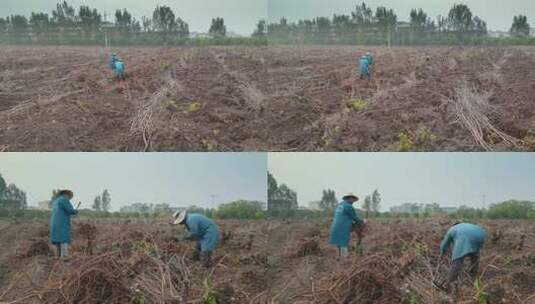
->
[1, 45, 535, 152]
[1, 218, 533, 303]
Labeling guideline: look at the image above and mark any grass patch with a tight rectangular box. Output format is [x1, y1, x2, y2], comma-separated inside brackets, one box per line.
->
[350, 99, 369, 111]
[188, 100, 202, 113]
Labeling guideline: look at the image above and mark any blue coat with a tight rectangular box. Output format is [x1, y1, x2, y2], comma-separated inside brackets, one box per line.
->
[50, 195, 78, 244]
[440, 223, 486, 260]
[365, 54, 374, 66]
[359, 57, 370, 76]
[114, 61, 125, 76]
[329, 200, 364, 247]
[108, 57, 117, 70]
[185, 213, 220, 252]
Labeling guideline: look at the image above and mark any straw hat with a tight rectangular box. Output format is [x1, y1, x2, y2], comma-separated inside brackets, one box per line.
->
[172, 210, 187, 225]
[342, 193, 359, 201]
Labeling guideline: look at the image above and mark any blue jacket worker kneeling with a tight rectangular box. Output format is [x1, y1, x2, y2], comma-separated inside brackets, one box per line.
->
[50, 189, 79, 260]
[172, 211, 221, 267]
[329, 193, 366, 260]
[440, 222, 486, 291]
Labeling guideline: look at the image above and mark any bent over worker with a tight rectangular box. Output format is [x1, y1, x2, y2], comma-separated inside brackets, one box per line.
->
[329, 193, 365, 260]
[50, 190, 79, 260]
[440, 222, 486, 291]
[114, 59, 126, 80]
[172, 211, 221, 267]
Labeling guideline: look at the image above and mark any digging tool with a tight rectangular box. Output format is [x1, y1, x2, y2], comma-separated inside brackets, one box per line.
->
[76, 201, 82, 209]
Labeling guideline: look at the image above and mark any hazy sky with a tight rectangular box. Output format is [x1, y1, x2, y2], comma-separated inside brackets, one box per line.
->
[1, 0, 532, 34]
[0, 0, 268, 35]
[268, 0, 534, 31]
[268, 153, 535, 210]
[0, 153, 267, 210]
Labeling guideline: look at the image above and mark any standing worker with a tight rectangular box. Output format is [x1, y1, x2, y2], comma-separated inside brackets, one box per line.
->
[108, 53, 118, 70]
[359, 55, 371, 80]
[439, 222, 486, 291]
[172, 211, 221, 267]
[365, 52, 374, 75]
[329, 193, 366, 260]
[50, 190, 80, 260]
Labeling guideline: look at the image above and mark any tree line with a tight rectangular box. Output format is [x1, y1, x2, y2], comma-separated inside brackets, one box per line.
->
[0, 1, 243, 45]
[0, 1, 532, 46]
[262, 2, 532, 45]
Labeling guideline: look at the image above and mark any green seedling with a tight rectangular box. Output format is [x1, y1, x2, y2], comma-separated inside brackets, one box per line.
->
[396, 132, 413, 152]
[350, 99, 369, 111]
[188, 101, 202, 113]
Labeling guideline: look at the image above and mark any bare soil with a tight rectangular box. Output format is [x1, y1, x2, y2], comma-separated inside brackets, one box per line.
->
[1, 46, 534, 152]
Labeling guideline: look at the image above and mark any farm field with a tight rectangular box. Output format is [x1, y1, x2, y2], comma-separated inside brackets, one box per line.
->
[1, 45, 535, 152]
[0, 218, 533, 303]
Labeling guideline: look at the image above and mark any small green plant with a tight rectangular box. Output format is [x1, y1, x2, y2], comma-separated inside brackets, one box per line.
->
[132, 294, 146, 304]
[188, 100, 202, 113]
[396, 132, 413, 152]
[203, 280, 217, 304]
[350, 98, 369, 111]
[414, 126, 438, 147]
[473, 278, 489, 304]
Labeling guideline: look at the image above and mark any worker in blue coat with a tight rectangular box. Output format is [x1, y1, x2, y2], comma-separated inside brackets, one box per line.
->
[440, 222, 486, 290]
[49, 190, 79, 259]
[329, 194, 365, 260]
[172, 211, 221, 267]
[108, 53, 118, 70]
[359, 56, 371, 80]
[114, 60, 126, 80]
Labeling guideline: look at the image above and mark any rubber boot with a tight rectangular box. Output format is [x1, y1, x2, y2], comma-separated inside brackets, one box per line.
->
[201, 251, 212, 268]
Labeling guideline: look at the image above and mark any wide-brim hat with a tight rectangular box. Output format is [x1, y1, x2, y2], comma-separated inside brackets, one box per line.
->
[172, 210, 187, 225]
[342, 193, 359, 201]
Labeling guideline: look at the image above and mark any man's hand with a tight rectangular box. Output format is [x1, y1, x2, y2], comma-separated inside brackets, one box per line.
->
[76, 201, 82, 209]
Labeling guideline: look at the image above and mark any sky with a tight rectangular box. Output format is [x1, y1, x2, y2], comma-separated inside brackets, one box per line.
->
[0, 0, 533, 34]
[268, 0, 535, 31]
[268, 153, 535, 210]
[0, 153, 267, 210]
[0, 0, 268, 35]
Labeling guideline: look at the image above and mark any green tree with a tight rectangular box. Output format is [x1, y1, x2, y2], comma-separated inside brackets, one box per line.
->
[351, 2, 374, 26]
[52, 1, 77, 27]
[487, 200, 535, 219]
[510, 15, 530, 37]
[0, 174, 6, 197]
[371, 189, 381, 215]
[175, 17, 189, 38]
[92, 195, 102, 211]
[267, 172, 278, 202]
[30, 12, 51, 40]
[209, 17, 226, 37]
[9, 15, 29, 35]
[141, 16, 152, 32]
[362, 195, 372, 216]
[115, 9, 133, 31]
[319, 189, 337, 211]
[473, 16, 487, 37]
[78, 6, 101, 36]
[252, 20, 267, 38]
[216, 200, 265, 219]
[101, 189, 111, 212]
[49, 189, 61, 209]
[447, 3, 475, 40]
[0, 18, 8, 34]
[152, 5, 177, 43]
[410, 8, 435, 31]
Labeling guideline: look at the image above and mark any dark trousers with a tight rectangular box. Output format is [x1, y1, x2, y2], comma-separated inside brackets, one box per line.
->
[447, 253, 480, 284]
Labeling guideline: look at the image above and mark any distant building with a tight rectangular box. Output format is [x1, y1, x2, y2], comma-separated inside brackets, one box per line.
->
[440, 207, 458, 214]
[488, 30, 511, 38]
[38, 201, 50, 210]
